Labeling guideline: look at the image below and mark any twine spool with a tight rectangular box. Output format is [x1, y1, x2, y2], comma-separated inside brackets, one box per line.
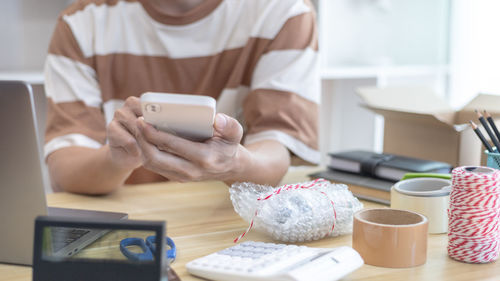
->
[448, 166, 500, 263]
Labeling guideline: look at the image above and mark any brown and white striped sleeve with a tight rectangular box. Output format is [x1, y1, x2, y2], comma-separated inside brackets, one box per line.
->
[243, 0, 320, 164]
[43, 12, 106, 159]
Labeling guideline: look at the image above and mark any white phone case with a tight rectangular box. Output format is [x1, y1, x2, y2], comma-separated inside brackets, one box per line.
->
[140, 92, 216, 142]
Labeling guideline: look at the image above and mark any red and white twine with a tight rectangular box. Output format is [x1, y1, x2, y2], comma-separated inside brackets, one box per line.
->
[448, 166, 500, 263]
[234, 178, 337, 243]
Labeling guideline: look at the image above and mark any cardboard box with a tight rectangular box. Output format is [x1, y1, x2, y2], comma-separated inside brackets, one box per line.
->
[356, 87, 500, 166]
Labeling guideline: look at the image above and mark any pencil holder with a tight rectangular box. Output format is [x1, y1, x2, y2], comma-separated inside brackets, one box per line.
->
[486, 150, 500, 170]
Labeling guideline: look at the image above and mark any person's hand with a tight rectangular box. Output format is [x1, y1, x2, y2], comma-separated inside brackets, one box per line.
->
[106, 97, 143, 170]
[135, 113, 249, 182]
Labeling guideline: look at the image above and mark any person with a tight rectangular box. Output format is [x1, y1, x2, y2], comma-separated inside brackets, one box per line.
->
[44, 0, 320, 194]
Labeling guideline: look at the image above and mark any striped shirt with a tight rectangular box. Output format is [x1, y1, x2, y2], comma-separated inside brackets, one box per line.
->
[44, 0, 320, 184]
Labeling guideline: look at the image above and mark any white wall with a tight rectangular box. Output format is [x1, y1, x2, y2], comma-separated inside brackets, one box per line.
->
[0, 0, 70, 71]
[319, 0, 450, 67]
[449, 0, 500, 109]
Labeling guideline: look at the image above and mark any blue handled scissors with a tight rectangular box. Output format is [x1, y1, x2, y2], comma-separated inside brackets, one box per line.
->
[120, 236, 176, 262]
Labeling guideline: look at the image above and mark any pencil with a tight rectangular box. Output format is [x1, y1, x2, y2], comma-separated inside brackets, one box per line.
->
[475, 110, 500, 151]
[484, 110, 500, 151]
[470, 120, 494, 152]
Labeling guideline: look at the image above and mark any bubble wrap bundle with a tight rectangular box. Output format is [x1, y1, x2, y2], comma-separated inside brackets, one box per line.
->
[230, 179, 363, 242]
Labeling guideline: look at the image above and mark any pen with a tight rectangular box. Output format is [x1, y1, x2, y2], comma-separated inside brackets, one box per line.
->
[484, 110, 500, 151]
[470, 120, 494, 152]
[475, 110, 500, 152]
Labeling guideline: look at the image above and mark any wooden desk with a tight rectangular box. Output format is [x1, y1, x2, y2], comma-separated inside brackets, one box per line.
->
[1, 168, 499, 281]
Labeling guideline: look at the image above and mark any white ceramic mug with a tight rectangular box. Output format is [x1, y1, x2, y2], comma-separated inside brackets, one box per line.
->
[390, 178, 451, 234]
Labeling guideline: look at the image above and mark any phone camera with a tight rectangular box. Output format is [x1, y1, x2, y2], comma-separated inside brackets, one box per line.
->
[145, 103, 161, 113]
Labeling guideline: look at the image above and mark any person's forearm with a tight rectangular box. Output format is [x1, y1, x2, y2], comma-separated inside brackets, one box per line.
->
[47, 146, 134, 194]
[226, 140, 290, 186]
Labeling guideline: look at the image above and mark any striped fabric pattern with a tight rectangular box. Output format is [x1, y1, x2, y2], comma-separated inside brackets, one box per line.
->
[45, 0, 320, 184]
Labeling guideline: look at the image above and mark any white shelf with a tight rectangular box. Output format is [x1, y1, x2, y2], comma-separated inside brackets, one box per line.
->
[0, 71, 44, 84]
[321, 65, 449, 80]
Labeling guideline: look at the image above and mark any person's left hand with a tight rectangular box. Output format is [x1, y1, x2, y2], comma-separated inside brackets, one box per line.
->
[135, 113, 249, 182]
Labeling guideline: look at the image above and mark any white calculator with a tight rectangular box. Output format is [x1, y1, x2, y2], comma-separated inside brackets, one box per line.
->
[186, 241, 364, 281]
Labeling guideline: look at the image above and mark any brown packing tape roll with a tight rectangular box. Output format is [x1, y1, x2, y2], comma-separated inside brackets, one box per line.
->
[352, 208, 428, 268]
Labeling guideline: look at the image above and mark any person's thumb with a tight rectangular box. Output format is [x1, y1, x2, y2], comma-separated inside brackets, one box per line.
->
[214, 113, 243, 143]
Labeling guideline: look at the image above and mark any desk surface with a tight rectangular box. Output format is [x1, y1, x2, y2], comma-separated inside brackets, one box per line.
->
[1, 168, 499, 281]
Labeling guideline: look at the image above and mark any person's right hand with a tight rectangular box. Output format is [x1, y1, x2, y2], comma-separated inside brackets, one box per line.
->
[106, 97, 143, 170]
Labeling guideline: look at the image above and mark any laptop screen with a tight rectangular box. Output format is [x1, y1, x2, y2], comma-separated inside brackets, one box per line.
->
[0, 81, 50, 265]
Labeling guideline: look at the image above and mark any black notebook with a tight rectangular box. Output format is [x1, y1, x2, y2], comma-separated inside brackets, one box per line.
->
[309, 169, 393, 205]
[328, 150, 452, 182]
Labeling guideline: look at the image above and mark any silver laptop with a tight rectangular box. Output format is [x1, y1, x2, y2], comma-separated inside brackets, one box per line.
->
[0, 81, 127, 265]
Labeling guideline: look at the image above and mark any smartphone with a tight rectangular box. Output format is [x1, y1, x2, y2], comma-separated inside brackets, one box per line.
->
[140, 92, 216, 142]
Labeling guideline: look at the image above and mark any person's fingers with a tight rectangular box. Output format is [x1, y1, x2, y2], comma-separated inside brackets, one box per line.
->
[136, 118, 209, 161]
[135, 130, 202, 181]
[213, 113, 243, 144]
[107, 120, 141, 157]
[124, 96, 142, 117]
[114, 106, 140, 137]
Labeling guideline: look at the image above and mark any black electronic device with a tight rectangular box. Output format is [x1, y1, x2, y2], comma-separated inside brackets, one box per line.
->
[32, 216, 174, 281]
